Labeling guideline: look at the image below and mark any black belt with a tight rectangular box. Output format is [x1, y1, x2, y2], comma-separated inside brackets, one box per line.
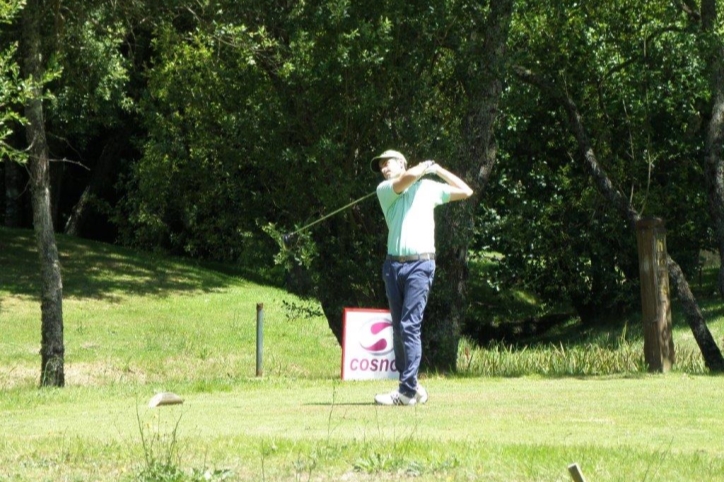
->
[386, 253, 435, 262]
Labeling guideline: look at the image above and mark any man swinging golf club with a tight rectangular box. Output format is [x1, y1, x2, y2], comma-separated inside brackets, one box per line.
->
[371, 149, 473, 406]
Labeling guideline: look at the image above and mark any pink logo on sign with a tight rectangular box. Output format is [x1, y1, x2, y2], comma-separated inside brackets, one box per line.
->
[358, 318, 394, 355]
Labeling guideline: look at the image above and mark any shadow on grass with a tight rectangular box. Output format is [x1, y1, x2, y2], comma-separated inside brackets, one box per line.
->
[0, 227, 279, 303]
[690, 268, 724, 320]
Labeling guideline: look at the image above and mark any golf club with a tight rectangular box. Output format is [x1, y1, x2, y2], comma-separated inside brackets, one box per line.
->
[282, 190, 377, 246]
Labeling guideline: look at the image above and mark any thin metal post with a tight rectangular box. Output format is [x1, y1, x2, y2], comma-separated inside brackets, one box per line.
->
[256, 303, 264, 377]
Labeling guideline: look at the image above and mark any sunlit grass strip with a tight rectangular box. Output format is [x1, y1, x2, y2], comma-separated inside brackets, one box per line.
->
[457, 338, 708, 377]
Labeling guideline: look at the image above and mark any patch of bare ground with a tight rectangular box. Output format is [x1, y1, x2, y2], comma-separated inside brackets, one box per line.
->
[0, 362, 147, 389]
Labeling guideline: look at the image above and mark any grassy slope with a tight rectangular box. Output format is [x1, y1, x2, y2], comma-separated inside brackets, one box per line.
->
[2, 227, 724, 481]
[0, 227, 341, 388]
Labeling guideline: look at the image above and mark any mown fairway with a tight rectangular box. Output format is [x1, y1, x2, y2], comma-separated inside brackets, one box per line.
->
[1, 227, 724, 481]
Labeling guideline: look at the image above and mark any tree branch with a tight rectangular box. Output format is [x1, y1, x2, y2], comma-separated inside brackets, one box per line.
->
[676, 0, 701, 23]
[601, 26, 683, 84]
[512, 65, 640, 228]
[48, 157, 90, 170]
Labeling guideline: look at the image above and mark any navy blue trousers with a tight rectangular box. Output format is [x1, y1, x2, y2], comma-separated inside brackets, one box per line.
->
[382, 258, 435, 397]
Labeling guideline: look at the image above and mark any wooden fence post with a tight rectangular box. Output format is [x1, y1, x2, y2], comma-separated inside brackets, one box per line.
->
[567, 463, 587, 482]
[635, 218, 675, 372]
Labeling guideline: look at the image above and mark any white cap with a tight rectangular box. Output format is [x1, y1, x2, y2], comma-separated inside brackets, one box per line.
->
[370, 149, 406, 173]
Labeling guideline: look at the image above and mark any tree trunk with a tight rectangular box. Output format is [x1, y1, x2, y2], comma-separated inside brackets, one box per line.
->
[700, 0, 724, 297]
[422, 0, 514, 371]
[514, 66, 724, 372]
[667, 256, 724, 370]
[23, 0, 65, 387]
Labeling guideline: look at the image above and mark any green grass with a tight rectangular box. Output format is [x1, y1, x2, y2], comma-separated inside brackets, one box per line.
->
[3, 376, 724, 481]
[0, 227, 338, 388]
[2, 226, 724, 481]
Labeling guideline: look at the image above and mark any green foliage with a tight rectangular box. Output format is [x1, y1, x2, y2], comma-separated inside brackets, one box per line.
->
[0, 0, 27, 163]
[50, 6, 133, 142]
[116, 1, 479, 346]
[105, 0, 721, 353]
[0, 40, 25, 162]
[0, 0, 23, 20]
[117, 16, 282, 263]
[281, 298, 324, 321]
[478, 0, 711, 321]
[5, 0, 723, 355]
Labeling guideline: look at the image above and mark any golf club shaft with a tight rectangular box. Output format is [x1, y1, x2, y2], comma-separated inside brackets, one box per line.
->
[287, 190, 376, 237]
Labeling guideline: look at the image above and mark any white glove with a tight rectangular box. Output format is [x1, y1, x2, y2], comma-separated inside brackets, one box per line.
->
[421, 160, 437, 175]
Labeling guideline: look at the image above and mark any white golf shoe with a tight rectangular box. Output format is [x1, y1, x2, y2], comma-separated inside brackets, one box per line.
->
[415, 385, 428, 404]
[374, 390, 417, 406]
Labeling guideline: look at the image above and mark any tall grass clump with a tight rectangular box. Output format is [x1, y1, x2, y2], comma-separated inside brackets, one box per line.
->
[135, 405, 186, 481]
[458, 338, 644, 377]
[135, 404, 233, 482]
[456, 328, 709, 377]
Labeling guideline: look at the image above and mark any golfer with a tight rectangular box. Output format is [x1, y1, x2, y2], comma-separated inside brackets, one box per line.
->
[371, 149, 473, 406]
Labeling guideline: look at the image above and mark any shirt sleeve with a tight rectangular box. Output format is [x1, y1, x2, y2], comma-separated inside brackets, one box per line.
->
[376, 180, 398, 212]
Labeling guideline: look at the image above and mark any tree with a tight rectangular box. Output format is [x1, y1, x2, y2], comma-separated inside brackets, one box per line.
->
[119, 0, 427, 340]
[21, 0, 64, 386]
[422, 0, 514, 369]
[696, 0, 724, 296]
